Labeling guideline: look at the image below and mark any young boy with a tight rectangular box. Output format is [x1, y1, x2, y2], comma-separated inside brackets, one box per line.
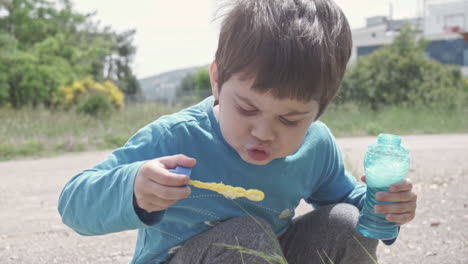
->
[58, 0, 417, 263]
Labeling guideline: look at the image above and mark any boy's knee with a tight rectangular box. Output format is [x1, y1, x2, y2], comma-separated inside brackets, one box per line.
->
[328, 203, 360, 230]
[222, 216, 278, 252]
[328, 204, 378, 248]
[169, 216, 280, 264]
[224, 215, 275, 238]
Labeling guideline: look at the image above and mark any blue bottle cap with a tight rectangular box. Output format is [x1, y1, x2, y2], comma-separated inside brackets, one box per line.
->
[377, 133, 401, 146]
[168, 166, 192, 176]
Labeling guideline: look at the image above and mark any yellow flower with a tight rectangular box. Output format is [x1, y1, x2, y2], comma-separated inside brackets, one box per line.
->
[53, 78, 125, 109]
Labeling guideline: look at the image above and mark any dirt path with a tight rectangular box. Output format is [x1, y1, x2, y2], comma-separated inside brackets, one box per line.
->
[1, 134, 467, 263]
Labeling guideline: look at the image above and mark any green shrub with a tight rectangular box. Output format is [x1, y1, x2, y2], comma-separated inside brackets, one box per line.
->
[340, 25, 465, 110]
[76, 92, 114, 117]
[103, 133, 128, 147]
[194, 68, 211, 92]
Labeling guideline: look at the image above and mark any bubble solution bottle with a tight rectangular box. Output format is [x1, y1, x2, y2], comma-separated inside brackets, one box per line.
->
[356, 133, 410, 239]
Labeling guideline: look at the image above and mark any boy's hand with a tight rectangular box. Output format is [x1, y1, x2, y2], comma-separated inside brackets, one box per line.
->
[361, 176, 417, 225]
[134, 154, 196, 213]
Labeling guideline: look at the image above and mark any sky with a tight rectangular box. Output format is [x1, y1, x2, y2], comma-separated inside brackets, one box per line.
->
[69, 0, 424, 79]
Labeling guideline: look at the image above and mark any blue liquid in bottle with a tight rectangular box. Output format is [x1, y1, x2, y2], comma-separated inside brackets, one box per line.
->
[356, 133, 410, 239]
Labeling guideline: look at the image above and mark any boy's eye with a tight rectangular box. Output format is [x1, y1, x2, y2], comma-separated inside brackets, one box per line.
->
[280, 117, 299, 127]
[236, 106, 257, 116]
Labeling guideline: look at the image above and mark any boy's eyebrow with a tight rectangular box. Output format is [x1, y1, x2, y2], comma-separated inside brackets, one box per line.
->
[235, 94, 311, 116]
[281, 110, 311, 117]
[235, 94, 257, 108]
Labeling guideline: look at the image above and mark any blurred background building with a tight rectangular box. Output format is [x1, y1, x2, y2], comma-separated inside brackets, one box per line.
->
[351, 0, 468, 76]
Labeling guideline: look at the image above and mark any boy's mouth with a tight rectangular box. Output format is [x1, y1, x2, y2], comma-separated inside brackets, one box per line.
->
[247, 148, 270, 161]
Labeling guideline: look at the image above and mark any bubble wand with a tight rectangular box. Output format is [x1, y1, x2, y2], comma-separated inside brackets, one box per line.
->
[169, 166, 265, 202]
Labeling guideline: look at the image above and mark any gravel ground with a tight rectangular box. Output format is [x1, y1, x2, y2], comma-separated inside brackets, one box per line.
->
[1, 134, 467, 264]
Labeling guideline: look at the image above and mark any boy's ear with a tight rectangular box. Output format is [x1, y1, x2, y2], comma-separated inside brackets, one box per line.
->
[209, 61, 219, 100]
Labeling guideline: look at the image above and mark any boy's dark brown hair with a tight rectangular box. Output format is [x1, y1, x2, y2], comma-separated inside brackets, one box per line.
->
[215, 0, 352, 118]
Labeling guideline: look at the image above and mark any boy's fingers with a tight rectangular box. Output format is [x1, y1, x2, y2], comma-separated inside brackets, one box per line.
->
[141, 162, 189, 186]
[141, 178, 191, 200]
[385, 212, 415, 224]
[156, 169, 190, 186]
[389, 179, 413, 192]
[374, 201, 417, 214]
[376, 190, 417, 202]
[158, 154, 197, 169]
[139, 199, 176, 213]
[136, 180, 191, 211]
[151, 184, 192, 200]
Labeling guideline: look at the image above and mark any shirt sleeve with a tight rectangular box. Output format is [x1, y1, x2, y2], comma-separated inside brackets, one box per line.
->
[58, 124, 167, 236]
[305, 127, 366, 210]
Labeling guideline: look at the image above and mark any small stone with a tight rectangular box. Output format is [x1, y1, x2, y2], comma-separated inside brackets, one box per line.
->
[430, 221, 441, 227]
[204, 221, 220, 227]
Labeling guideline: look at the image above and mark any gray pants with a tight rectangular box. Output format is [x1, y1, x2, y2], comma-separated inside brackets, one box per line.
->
[168, 203, 378, 264]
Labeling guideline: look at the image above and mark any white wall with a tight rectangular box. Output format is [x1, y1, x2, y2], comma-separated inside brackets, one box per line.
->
[425, 0, 468, 35]
[350, 24, 395, 63]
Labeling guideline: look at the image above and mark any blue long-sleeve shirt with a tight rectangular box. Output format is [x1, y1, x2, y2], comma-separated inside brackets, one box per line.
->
[58, 96, 368, 263]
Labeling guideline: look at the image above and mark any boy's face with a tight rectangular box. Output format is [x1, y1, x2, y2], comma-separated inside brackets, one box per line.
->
[210, 63, 319, 165]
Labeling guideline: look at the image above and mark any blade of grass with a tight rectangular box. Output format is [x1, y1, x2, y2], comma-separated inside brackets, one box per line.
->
[317, 250, 327, 264]
[353, 236, 379, 264]
[236, 237, 246, 264]
[216, 243, 286, 263]
[321, 249, 335, 264]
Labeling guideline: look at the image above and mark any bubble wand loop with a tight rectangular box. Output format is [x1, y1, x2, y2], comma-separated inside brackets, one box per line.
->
[169, 166, 265, 202]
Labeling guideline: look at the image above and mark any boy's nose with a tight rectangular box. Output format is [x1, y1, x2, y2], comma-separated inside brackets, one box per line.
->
[251, 122, 275, 142]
